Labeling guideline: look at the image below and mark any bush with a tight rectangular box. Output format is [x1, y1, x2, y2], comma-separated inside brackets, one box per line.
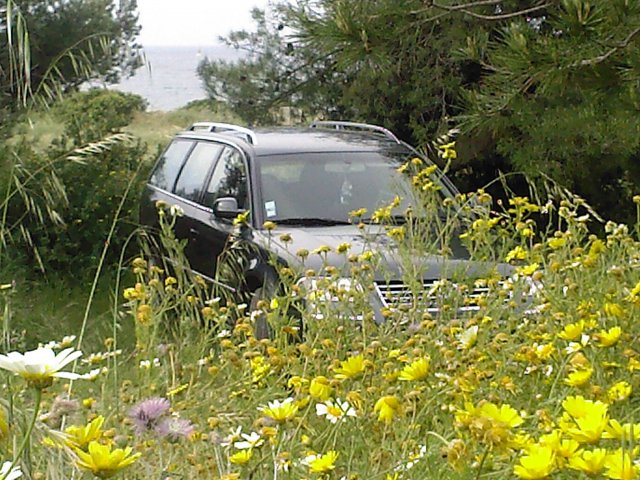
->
[57, 89, 147, 145]
[1, 90, 152, 275]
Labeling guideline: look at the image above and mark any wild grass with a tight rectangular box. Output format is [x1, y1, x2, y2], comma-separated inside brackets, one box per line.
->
[8, 97, 240, 152]
[1, 155, 639, 479]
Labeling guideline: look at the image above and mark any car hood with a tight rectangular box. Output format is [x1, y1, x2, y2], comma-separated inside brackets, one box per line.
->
[251, 224, 511, 280]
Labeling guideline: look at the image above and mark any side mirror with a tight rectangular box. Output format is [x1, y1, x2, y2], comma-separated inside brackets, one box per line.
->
[213, 197, 242, 219]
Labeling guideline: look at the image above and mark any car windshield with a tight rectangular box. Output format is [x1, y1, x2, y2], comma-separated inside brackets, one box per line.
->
[257, 151, 450, 224]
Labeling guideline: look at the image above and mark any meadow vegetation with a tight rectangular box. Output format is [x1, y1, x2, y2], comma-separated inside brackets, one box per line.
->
[2, 141, 640, 478]
[1, 1, 639, 479]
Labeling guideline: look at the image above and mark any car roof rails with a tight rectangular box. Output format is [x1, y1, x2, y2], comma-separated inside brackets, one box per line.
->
[309, 120, 401, 144]
[188, 122, 257, 145]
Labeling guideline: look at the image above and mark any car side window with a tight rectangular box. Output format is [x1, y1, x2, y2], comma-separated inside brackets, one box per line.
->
[149, 139, 194, 191]
[203, 147, 249, 211]
[174, 142, 223, 202]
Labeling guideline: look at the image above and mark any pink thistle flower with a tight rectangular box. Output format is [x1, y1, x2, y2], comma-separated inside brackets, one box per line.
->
[155, 417, 195, 442]
[128, 397, 170, 435]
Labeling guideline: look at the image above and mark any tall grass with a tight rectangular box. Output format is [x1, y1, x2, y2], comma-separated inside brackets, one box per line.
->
[1, 160, 639, 479]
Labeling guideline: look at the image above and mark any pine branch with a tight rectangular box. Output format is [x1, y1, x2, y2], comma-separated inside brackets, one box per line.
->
[574, 26, 640, 67]
[430, 1, 551, 21]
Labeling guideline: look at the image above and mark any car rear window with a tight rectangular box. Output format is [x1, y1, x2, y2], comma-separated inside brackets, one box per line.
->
[149, 139, 194, 191]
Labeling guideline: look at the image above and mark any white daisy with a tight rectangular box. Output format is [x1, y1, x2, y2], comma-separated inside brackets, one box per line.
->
[220, 426, 243, 447]
[234, 431, 264, 450]
[0, 461, 22, 480]
[315, 399, 356, 424]
[0, 347, 82, 387]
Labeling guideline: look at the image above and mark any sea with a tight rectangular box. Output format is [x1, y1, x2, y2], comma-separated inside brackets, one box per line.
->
[109, 45, 241, 111]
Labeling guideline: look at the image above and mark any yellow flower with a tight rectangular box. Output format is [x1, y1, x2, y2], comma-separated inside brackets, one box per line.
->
[258, 398, 298, 423]
[346, 390, 364, 411]
[629, 358, 640, 372]
[438, 142, 457, 160]
[565, 408, 609, 444]
[628, 280, 640, 304]
[75, 441, 141, 479]
[123, 287, 141, 300]
[336, 242, 351, 254]
[603, 419, 640, 441]
[286, 375, 309, 394]
[374, 396, 401, 424]
[309, 376, 332, 401]
[604, 448, 638, 480]
[514, 445, 556, 479]
[533, 343, 555, 361]
[349, 207, 368, 218]
[458, 401, 525, 449]
[478, 402, 524, 429]
[538, 430, 564, 454]
[517, 263, 539, 276]
[441, 438, 467, 471]
[303, 450, 338, 473]
[506, 246, 527, 262]
[250, 356, 271, 384]
[386, 226, 406, 241]
[547, 237, 567, 249]
[219, 474, 240, 480]
[229, 449, 253, 465]
[558, 321, 585, 341]
[312, 245, 331, 255]
[603, 303, 624, 319]
[568, 448, 607, 476]
[262, 221, 277, 231]
[554, 438, 581, 465]
[65, 416, 105, 451]
[398, 357, 430, 381]
[596, 326, 622, 347]
[334, 354, 366, 380]
[232, 211, 250, 226]
[608, 381, 632, 403]
[564, 368, 593, 388]
[562, 395, 605, 419]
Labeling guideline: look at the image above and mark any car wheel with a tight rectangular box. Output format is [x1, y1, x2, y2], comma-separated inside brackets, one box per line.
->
[249, 286, 305, 342]
[250, 287, 272, 340]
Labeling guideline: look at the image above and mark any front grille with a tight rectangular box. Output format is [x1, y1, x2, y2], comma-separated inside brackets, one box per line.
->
[374, 279, 497, 313]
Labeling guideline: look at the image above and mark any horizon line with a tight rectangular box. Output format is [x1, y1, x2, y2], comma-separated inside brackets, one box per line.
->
[139, 43, 233, 48]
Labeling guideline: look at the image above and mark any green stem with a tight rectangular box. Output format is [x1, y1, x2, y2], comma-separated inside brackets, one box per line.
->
[2, 387, 41, 480]
[475, 447, 490, 480]
[66, 154, 144, 399]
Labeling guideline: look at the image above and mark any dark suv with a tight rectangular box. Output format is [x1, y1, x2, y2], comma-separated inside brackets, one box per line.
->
[140, 121, 509, 324]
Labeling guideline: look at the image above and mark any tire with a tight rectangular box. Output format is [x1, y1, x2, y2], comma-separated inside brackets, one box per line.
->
[250, 287, 272, 340]
[249, 286, 304, 342]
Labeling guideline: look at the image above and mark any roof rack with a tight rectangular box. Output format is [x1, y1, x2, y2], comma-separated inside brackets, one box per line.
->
[188, 122, 257, 145]
[309, 121, 401, 144]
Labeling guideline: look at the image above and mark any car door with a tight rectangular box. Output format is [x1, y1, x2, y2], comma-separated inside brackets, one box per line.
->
[170, 141, 225, 275]
[141, 138, 196, 236]
[187, 145, 250, 280]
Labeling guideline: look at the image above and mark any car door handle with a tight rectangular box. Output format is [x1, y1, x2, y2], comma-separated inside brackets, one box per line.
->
[189, 228, 200, 237]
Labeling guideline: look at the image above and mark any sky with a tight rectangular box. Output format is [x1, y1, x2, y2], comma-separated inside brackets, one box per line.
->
[136, 0, 271, 46]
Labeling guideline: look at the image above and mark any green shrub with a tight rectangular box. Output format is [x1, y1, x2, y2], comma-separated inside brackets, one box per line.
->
[2, 90, 152, 275]
[57, 89, 147, 145]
